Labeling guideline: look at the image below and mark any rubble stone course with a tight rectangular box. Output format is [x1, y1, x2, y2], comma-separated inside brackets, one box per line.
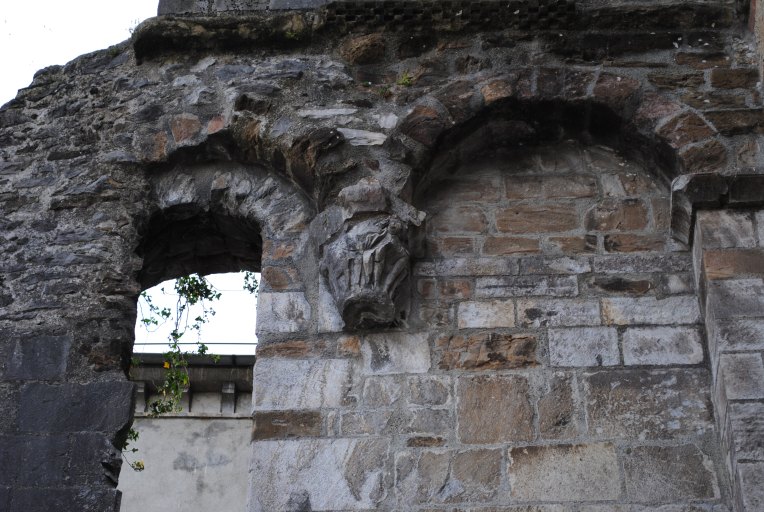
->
[1, 0, 763, 510]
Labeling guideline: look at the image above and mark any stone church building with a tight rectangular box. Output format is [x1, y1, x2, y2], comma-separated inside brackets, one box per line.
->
[1, 0, 764, 510]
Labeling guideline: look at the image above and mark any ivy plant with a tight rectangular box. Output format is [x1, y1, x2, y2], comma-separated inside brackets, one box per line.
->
[122, 271, 258, 472]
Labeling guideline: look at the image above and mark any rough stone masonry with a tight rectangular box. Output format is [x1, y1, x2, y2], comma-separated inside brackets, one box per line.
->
[2, 0, 764, 510]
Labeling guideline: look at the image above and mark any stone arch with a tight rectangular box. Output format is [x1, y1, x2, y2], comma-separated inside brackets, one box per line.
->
[392, 69, 728, 204]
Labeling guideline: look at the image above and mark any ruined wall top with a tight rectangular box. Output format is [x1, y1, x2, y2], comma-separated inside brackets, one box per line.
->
[159, 0, 735, 15]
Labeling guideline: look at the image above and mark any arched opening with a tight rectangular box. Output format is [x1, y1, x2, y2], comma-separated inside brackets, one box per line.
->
[115, 160, 316, 512]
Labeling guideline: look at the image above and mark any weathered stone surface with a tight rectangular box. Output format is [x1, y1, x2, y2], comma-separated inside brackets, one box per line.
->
[414, 258, 519, 277]
[252, 411, 322, 440]
[429, 206, 488, 234]
[396, 448, 502, 504]
[697, 210, 757, 249]
[249, 438, 389, 511]
[718, 353, 764, 399]
[622, 327, 704, 366]
[538, 373, 578, 439]
[435, 332, 537, 371]
[399, 105, 447, 147]
[508, 443, 620, 501]
[476, 276, 578, 298]
[340, 33, 386, 65]
[19, 382, 134, 433]
[585, 199, 649, 231]
[482, 236, 539, 255]
[505, 175, 597, 199]
[362, 332, 431, 375]
[710, 68, 759, 89]
[457, 299, 515, 329]
[253, 358, 352, 410]
[363, 377, 404, 407]
[457, 375, 533, 443]
[256, 292, 311, 334]
[602, 296, 700, 325]
[10, 487, 122, 512]
[496, 204, 579, 234]
[408, 375, 450, 406]
[3, 335, 70, 380]
[703, 249, 764, 280]
[728, 402, 764, 461]
[549, 327, 620, 367]
[623, 444, 719, 501]
[705, 109, 764, 135]
[706, 279, 764, 320]
[585, 370, 713, 439]
[517, 299, 601, 328]
[738, 463, 764, 510]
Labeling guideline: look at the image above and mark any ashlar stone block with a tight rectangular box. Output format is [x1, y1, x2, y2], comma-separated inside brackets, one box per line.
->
[622, 326, 704, 365]
[508, 443, 620, 501]
[584, 369, 713, 439]
[249, 438, 389, 511]
[623, 444, 719, 502]
[395, 448, 502, 504]
[718, 353, 764, 399]
[602, 296, 700, 325]
[253, 358, 352, 410]
[517, 298, 601, 328]
[256, 292, 311, 334]
[457, 375, 533, 443]
[457, 299, 515, 329]
[549, 327, 619, 367]
[362, 332, 431, 375]
[738, 462, 764, 511]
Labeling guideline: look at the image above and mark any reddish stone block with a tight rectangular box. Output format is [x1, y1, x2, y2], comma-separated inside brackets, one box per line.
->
[505, 175, 597, 199]
[547, 235, 598, 254]
[417, 278, 437, 299]
[337, 335, 361, 357]
[262, 266, 301, 291]
[435, 332, 537, 371]
[592, 73, 640, 113]
[705, 109, 764, 135]
[496, 204, 580, 234]
[426, 237, 476, 257]
[657, 111, 716, 148]
[633, 93, 683, 131]
[438, 279, 473, 300]
[256, 340, 313, 358]
[170, 113, 202, 143]
[678, 139, 728, 173]
[340, 33, 385, 65]
[675, 51, 730, 69]
[429, 206, 488, 234]
[585, 199, 649, 231]
[681, 91, 747, 110]
[399, 105, 448, 147]
[647, 71, 705, 89]
[604, 234, 666, 253]
[149, 131, 170, 162]
[710, 68, 759, 89]
[263, 240, 296, 261]
[458, 375, 533, 443]
[252, 411, 322, 440]
[539, 373, 578, 439]
[483, 236, 540, 255]
[434, 80, 481, 124]
[406, 436, 446, 447]
[703, 248, 764, 280]
[427, 176, 501, 203]
[480, 78, 514, 105]
[206, 115, 226, 134]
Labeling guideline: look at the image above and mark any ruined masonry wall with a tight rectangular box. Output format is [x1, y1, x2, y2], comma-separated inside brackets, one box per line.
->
[1, 0, 763, 510]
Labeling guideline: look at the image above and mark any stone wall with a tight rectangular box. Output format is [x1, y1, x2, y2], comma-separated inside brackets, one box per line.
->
[1, 0, 764, 510]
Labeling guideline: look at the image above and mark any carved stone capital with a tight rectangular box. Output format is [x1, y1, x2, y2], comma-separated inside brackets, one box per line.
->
[320, 216, 410, 330]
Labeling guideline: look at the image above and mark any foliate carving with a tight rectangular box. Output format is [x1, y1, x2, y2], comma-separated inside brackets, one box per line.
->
[321, 216, 409, 330]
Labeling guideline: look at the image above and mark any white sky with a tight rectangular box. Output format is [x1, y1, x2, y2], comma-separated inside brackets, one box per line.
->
[1, 1, 157, 104]
[1, 2, 260, 355]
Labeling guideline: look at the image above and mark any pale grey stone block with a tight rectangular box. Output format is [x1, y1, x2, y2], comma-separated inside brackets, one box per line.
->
[362, 332, 431, 375]
[318, 277, 344, 333]
[248, 438, 389, 511]
[602, 296, 700, 325]
[729, 402, 764, 461]
[253, 358, 352, 410]
[549, 327, 619, 367]
[719, 353, 764, 399]
[623, 444, 719, 501]
[517, 298, 601, 328]
[476, 275, 578, 298]
[738, 462, 764, 511]
[697, 210, 757, 249]
[413, 257, 519, 277]
[706, 279, 764, 320]
[457, 299, 515, 329]
[508, 443, 620, 501]
[623, 326, 704, 365]
[255, 292, 311, 334]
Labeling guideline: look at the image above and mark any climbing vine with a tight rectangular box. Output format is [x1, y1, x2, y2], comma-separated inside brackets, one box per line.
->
[122, 271, 258, 472]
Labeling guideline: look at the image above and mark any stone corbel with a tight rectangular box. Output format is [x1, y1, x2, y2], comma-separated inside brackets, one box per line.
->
[317, 177, 424, 330]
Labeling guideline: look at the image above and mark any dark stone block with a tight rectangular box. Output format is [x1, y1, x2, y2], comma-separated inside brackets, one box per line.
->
[0, 487, 9, 511]
[157, 0, 207, 15]
[19, 382, 134, 433]
[69, 433, 123, 486]
[10, 487, 121, 512]
[269, 0, 325, 9]
[3, 335, 71, 381]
